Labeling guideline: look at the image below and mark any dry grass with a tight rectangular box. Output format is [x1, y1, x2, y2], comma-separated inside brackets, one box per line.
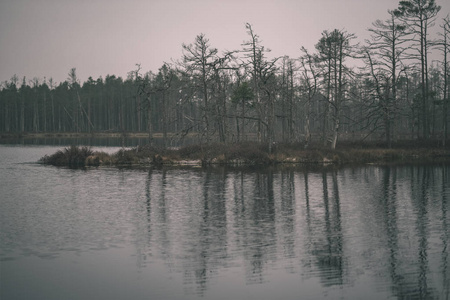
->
[39, 145, 94, 167]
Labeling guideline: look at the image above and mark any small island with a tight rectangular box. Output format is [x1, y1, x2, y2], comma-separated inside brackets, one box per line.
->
[38, 141, 450, 168]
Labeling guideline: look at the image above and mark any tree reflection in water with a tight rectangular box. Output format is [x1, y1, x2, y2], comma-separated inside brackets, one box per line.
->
[138, 165, 449, 298]
[303, 170, 344, 287]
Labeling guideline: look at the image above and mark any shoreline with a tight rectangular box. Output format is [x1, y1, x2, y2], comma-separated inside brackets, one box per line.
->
[1, 131, 158, 139]
[37, 142, 450, 169]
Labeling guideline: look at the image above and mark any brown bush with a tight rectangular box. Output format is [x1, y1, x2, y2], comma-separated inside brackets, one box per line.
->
[39, 145, 94, 167]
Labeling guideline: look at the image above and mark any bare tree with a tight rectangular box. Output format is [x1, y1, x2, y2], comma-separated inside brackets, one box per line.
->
[241, 23, 269, 142]
[231, 80, 254, 142]
[436, 15, 450, 146]
[364, 10, 410, 147]
[241, 23, 279, 151]
[299, 47, 319, 146]
[209, 51, 236, 143]
[316, 29, 356, 149]
[394, 0, 441, 139]
[181, 34, 217, 143]
[280, 56, 297, 142]
[155, 64, 174, 147]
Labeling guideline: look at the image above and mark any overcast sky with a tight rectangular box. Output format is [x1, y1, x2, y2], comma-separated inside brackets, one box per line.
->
[1, 0, 449, 85]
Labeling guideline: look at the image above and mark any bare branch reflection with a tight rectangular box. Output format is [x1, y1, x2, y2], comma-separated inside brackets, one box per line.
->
[134, 165, 449, 298]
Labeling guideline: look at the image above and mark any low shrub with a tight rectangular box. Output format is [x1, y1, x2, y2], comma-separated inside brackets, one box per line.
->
[224, 142, 269, 164]
[114, 148, 140, 165]
[39, 145, 94, 167]
[95, 151, 114, 165]
[177, 144, 205, 159]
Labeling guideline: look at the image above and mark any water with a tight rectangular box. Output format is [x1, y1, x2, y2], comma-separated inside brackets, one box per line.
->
[0, 145, 449, 300]
[0, 136, 194, 148]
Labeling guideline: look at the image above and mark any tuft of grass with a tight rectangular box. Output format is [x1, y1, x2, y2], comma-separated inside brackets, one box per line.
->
[39, 145, 94, 167]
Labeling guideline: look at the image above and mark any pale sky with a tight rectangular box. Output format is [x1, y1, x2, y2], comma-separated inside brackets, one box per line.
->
[1, 0, 449, 85]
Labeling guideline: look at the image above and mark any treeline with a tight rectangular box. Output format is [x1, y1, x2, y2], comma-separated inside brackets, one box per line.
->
[1, 0, 449, 149]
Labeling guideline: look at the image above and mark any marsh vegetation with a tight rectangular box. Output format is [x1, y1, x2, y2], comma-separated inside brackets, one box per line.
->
[38, 140, 450, 168]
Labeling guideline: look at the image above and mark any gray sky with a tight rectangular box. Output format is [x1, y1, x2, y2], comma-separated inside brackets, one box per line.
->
[1, 0, 449, 85]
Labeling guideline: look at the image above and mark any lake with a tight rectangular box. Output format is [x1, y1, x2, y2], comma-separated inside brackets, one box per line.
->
[0, 145, 449, 300]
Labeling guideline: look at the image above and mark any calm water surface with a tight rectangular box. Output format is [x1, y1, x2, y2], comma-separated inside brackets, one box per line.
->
[0, 145, 449, 300]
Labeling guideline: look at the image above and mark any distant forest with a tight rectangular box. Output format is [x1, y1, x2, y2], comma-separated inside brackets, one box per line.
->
[1, 0, 449, 149]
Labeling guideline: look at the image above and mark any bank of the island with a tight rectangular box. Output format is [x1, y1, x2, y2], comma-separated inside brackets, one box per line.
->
[38, 141, 450, 168]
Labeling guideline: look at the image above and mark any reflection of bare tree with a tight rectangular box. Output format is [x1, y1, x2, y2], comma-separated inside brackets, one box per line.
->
[143, 168, 152, 256]
[303, 170, 312, 272]
[307, 170, 344, 286]
[380, 167, 401, 296]
[357, 165, 448, 299]
[134, 168, 170, 269]
[279, 170, 296, 262]
[248, 170, 276, 284]
[145, 169, 152, 218]
[155, 168, 171, 264]
[182, 168, 228, 296]
[418, 168, 430, 299]
[441, 166, 449, 299]
[132, 165, 449, 298]
[409, 166, 434, 299]
[231, 169, 277, 284]
[386, 165, 443, 299]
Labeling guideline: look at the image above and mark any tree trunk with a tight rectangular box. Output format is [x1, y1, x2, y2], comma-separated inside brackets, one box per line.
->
[147, 97, 153, 146]
[330, 108, 340, 150]
[241, 98, 245, 141]
[443, 20, 448, 147]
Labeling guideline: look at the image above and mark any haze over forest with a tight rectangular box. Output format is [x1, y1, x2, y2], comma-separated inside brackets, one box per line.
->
[1, 0, 449, 149]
